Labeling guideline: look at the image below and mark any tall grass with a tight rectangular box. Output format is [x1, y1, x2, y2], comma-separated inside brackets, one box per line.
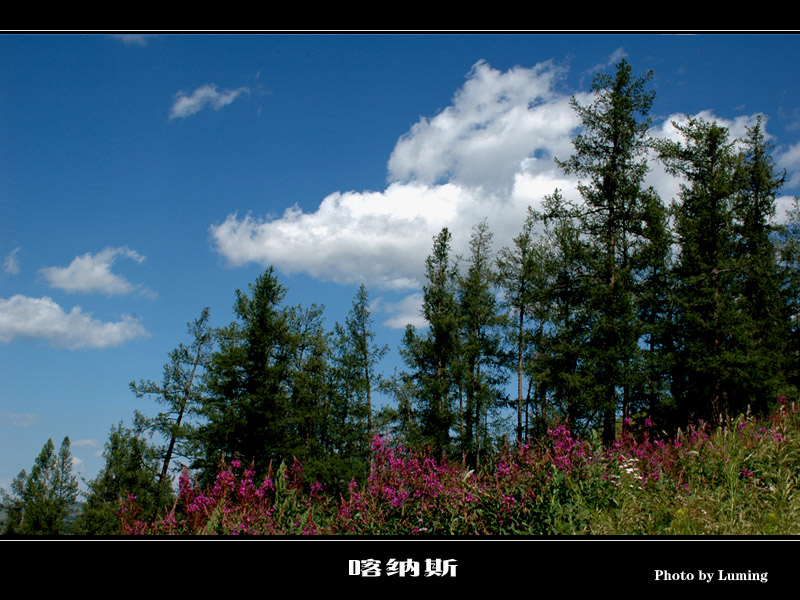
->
[119, 397, 800, 535]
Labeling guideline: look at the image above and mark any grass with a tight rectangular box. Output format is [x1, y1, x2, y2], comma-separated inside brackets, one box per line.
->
[119, 397, 800, 536]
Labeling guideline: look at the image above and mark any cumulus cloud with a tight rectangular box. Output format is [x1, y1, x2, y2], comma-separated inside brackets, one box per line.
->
[4, 247, 21, 275]
[170, 84, 249, 120]
[40, 247, 154, 297]
[0, 295, 149, 349]
[387, 60, 580, 193]
[210, 60, 583, 295]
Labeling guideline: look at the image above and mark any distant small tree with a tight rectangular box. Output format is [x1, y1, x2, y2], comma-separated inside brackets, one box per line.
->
[73, 423, 172, 535]
[1, 437, 78, 535]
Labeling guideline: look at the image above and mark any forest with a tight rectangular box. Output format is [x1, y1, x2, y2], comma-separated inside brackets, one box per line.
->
[3, 59, 800, 536]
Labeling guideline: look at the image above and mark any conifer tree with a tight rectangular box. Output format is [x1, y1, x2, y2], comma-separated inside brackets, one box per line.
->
[729, 116, 789, 412]
[325, 284, 389, 486]
[197, 267, 299, 482]
[74, 423, 171, 535]
[556, 58, 657, 443]
[633, 190, 676, 424]
[457, 219, 505, 466]
[332, 284, 388, 441]
[496, 208, 542, 443]
[778, 198, 800, 393]
[534, 191, 593, 432]
[1, 437, 78, 535]
[655, 117, 741, 424]
[399, 228, 460, 456]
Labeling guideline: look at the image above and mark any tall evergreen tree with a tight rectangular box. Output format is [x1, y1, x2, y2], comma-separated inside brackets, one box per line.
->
[457, 219, 505, 466]
[197, 267, 300, 482]
[655, 117, 742, 424]
[556, 58, 657, 443]
[399, 228, 460, 456]
[729, 115, 789, 411]
[496, 208, 542, 443]
[778, 197, 800, 393]
[534, 191, 593, 433]
[332, 284, 388, 441]
[283, 302, 334, 484]
[325, 284, 388, 486]
[633, 190, 677, 425]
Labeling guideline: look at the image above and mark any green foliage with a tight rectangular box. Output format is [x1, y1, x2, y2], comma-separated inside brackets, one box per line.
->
[556, 58, 659, 443]
[120, 401, 800, 535]
[496, 207, 545, 443]
[73, 423, 173, 535]
[653, 116, 791, 427]
[399, 228, 461, 456]
[1, 437, 78, 535]
[456, 219, 507, 466]
[69, 57, 800, 535]
[197, 267, 301, 481]
[327, 284, 388, 482]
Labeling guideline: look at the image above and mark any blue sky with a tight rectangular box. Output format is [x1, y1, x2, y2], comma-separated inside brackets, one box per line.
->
[2, 33, 800, 492]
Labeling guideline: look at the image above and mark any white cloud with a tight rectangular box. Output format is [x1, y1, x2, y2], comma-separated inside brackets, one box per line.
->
[0, 295, 149, 349]
[111, 34, 153, 46]
[40, 247, 154, 297]
[169, 84, 249, 120]
[1, 413, 39, 428]
[387, 60, 581, 193]
[4, 247, 20, 275]
[585, 47, 628, 78]
[778, 141, 800, 189]
[376, 292, 427, 330]
[210, 60, 583, 298]
[71, 438, 100, 449]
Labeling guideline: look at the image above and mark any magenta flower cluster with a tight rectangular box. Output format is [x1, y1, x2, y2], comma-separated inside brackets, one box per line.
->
[118, 398, 798, 535]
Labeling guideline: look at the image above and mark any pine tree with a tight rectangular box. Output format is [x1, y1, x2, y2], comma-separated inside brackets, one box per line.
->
[283, 302, 334, 485]
[655, 117, 741, 424]
[329, 285, 388, 461]
[74, 423, 172, 535]
[633, 190, 677, 425]
[197, 267, 298, 482]
[496, 207, 554, 442]
[1, 437, 78, 535]
[456, 219, 506, 466]
[496, 208, 537, 443]
[556, 58, 657, 443]
[728, 115, 789, 412]
[399, 228, 460, 456]
[778, 198, 800, 393]
[534, 190, 593, 433]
